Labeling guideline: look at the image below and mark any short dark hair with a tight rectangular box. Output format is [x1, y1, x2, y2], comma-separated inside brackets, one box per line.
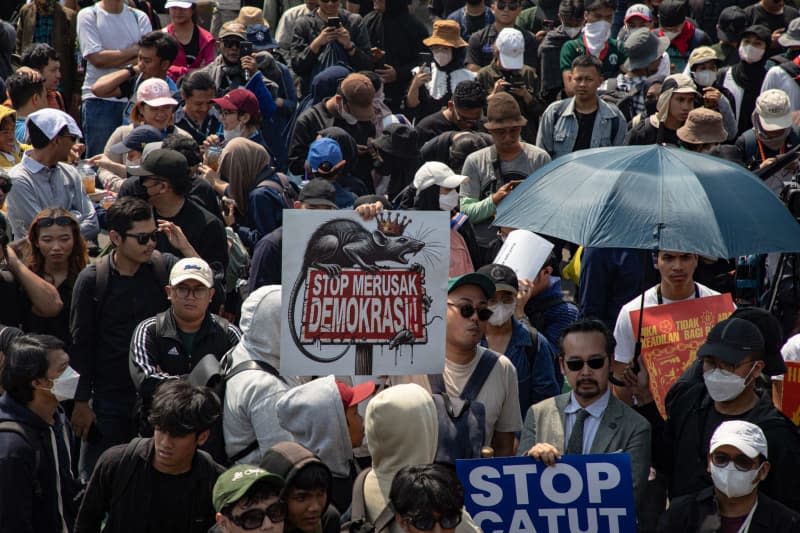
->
[139, 31, 180, 64]
[1, 334, 64, 404]
[585, 0, 616, 11]
[222, 479, 283, 518]
[107, 196, 155, 237]
[162, 134, 202, 167]
[290, 463, 332, 493]
[27, 120, 68, 149]
[6, 72, 45, 110]
[452, 80, 487, 110]
[559, 319, 617, 358]
[559, 0, 585, 19]
[21, 43, 60, 71]
[147, 380, 220, 436]
[571, 54, 603, 74]
[389, 464, 464, 519]
[180, 70, 215, 98]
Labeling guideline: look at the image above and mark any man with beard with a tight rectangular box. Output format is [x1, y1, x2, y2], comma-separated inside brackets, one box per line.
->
[520, 319, 651, 506]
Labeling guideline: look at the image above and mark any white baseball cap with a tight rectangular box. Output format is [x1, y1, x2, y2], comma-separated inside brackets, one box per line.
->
[413, 161, 468, 192]
[27, 108, 82, 141]
[710, 420, 768, 459]
[756, 89, 793, 131]
[169, 257, 214, 288]
[495, 28, 525, 71]
[624, 3, 652, 23]
[164, 0, 196, 8]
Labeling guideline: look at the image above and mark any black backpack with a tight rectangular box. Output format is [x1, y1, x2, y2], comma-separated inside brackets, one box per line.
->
[428, 349, 499, 465]
[0, 420, 44, 497]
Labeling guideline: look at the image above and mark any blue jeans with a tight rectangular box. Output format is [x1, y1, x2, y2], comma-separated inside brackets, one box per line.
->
[81, 98, 126, 157]
[78, 397, 137, 483]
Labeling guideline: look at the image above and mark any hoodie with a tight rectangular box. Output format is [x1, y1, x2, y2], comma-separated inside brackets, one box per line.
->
[223, 286, 297, 464]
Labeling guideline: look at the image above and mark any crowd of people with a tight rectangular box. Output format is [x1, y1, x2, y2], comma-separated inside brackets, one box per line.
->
[0, 0, 800, 531]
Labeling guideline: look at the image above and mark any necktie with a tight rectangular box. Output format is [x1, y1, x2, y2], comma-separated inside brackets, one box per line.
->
[565, 409, 589, 455]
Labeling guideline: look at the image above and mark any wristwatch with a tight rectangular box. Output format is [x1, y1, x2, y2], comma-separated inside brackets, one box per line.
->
[125, 64, 137, 79]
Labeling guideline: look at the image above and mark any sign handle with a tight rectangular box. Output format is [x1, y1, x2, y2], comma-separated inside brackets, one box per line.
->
[355, 344, 373, 375]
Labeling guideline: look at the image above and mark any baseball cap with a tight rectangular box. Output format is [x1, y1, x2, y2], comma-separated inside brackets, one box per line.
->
[716, 6, 747, 44]
[413, 161, 468, 192]
[213, 465, 284, 513]
[307, 137, 344, 173]
[658, 0, 686, 28]
[336, 381, 376, 409]
[219, 21, 248, 40]
[27, 108, 82, 141]
[477, 264, 518, 294]
[624, 3, 652, 23]
[298, 178, 338, 209]
[339, 74, 375, 122]
[710, 420, 768, 459]
[169, 257, 214, 288]
[697, 318, 766, 365]
[127, 148, 189, 178]
[687, 46, 720, 69]
[164, 0, 195, 8]
[447, 272, 496, 299]
[755, 89, 793, 131]
[110, 125, 164, 155]
[495, 28, 524, 70]
[742, 24, 771, 45]
[661, 73, 699, 95]
[211, 88, 261, 120]
[136, 78, 178, 108]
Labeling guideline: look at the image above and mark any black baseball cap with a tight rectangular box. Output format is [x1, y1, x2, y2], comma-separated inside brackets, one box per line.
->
[697, 318, 766, 365]
[127, 148, 189, 179]
[110, 125, 164, 155]
[298, 178, 337, 209]
[658, 0, 686, 27]
[741, 24, 771, 45]
[730, 307, 786, 376]
[717, 6, 747, 43]
[477, 264, 518, 294]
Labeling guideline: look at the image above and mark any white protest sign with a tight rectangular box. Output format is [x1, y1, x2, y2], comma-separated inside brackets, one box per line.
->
[493, 229, 554, 281]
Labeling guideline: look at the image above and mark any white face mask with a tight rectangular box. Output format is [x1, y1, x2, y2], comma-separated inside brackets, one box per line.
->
[488, 302, 515, 326]
[703, 363, 755, 402]
[583, 20, 611, 52]
[564, 25, 582, 38]
[432, 48, 453, 68]
[47, 366, 80, 402]
[739, 43, 765, 64]
[693, 69, 716, 87]
[439, 190, 459, 212]
[663, 30, 679, 41]
[710, 462, 762, 498]
[223, 124, 244, 141]
[338, 100, 359, 125]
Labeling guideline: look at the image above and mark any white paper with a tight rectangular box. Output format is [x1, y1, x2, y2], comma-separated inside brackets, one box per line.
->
[493, 229, 554, 281]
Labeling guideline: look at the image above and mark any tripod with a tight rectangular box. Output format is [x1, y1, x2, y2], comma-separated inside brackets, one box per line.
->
[766, 253, 800, 319]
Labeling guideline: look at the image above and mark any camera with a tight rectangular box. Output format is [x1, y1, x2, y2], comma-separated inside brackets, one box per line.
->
[238, 40, 253, 58]
[503, 73, 525, 91]
[781, 179, 800, 218]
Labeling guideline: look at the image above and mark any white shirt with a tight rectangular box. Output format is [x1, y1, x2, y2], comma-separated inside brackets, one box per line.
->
[564, 388, 611, 454]
[762, 66, 800, 112]
[774, 333, 800, 381]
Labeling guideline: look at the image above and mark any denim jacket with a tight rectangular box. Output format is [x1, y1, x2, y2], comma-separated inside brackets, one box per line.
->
[536, 96, 627, 159]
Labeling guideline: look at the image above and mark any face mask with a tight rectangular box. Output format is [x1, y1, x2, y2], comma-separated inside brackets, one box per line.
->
[693, 70, 716, 87]
[564, 25, 582, 38]
[223, 124, 243, 141]
[488, 302, 515, 326]
[645, 98, 658, 115]
[758, 130, 789, 151]
[703, 364, 755, 402]
[432, 48, 452, 68]
[439, 190, 459, 212]
[739, 43, 765, 63]
[583, 20, 611, 51]
[339, 100, 359, 125]
[663, 30, 679, 41]
[48, 366, 80, 402]
[710, 462, 762, 498]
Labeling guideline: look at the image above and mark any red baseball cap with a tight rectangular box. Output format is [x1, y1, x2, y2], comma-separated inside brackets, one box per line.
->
[212, 88, 261, 120]
[336, 381, 376, 409]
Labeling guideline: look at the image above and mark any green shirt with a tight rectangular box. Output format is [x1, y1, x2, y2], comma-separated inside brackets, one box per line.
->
[559, 35, 626, 79]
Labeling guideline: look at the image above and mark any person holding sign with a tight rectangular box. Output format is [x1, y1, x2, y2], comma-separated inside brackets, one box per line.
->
[657, 420, 800, 532]
[519, 319, 651, 505]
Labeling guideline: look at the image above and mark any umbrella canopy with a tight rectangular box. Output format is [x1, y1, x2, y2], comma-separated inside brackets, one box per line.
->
[494, 145, 800, 258]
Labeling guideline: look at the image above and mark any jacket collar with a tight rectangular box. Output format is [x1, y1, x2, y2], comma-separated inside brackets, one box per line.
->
[155, 308, 217, 344]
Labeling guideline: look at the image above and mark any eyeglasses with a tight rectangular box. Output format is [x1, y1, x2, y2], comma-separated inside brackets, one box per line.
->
[702, 357, 753, 374]
[404, 513, 462, 531]
[35, 216, 73, 228]
[221, 39, 241, 48]
[0, 181, 11, 194]
[124, 231, 159, 245]
[711, 452, 758, 472]
[496, 1, 520, 9]
[219, 109, 240, 116]
[173, 284, 210, 299]
[564, 357, 607, 372]
[448, 302, 493, 321]
[452, 107, 481, 126]
[231, 502, 287, 530]
[60, 133, 79, 143]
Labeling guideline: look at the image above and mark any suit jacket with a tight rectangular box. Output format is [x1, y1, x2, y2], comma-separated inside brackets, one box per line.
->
[519, 391, 651, 505]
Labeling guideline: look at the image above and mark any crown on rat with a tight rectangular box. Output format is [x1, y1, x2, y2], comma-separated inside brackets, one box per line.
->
[376, 212, 411, 236]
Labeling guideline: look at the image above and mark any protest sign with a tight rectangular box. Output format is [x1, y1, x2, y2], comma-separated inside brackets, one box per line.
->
[281, 210, 450, 376]
[456, 454, 636, 533]
[494, 229, 554, 281]
[629, 293, 735, 417]
[781, 362, 800, 425]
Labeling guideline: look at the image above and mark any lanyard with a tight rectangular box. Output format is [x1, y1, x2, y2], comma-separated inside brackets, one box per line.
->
[756, 137, 784, 163]
[656, 283, 700, 304]
[737, 500, 758, 533]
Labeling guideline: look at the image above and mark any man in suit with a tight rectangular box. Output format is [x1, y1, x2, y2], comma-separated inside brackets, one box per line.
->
[519, 318, 651, 505]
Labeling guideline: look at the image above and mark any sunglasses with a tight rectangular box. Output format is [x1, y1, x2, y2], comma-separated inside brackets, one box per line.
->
[496, 1, 520, 9]
[564, 357, 607, 372]
[231, 502, 287, 530]
[405, 513, 462, 531]
[124, 230, 159, 245]
[35, 216, 73, 228]
[0, 181, 11, 194]
[711, 452, 758, 472]
[448, 302, 493, 321]
[221, 39, 241, 48]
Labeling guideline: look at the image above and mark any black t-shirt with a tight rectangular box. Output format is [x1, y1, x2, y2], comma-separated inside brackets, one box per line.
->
[416, 111, 455, 145]
[465, 13, 488, 36]
[625, 119, 679, 146]
[0, 273, 25, 329]
[147, 469, 195, 533]
[23, 278, 73, 345]
[156, 198, 229, 270]
[745, 4, 799, 33]
[182, 26, 200, 66]
[573, 109, 597, 151]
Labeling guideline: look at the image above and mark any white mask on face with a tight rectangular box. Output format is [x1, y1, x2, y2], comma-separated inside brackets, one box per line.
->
[488, 302, 515, 326]
[432, 48, 453, 68]
[564, 25, 582, 38]
[222, 124, 243, 141]
[710, 462, 762, 498]
[739, 43, 765, 63]
[439, 190, 459, 212]
[583, 20, 611, 54]
[48, 366, 80, 402]
[703, 363, 756, 402]
[663, 30, 679, 41]
[693, 69, 716, 87]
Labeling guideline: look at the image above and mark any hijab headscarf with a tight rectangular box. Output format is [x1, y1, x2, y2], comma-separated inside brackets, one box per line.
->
[218, 137, 271, 217]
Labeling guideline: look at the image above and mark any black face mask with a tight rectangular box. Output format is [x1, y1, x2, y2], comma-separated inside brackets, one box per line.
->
[645, 98, 658, 115]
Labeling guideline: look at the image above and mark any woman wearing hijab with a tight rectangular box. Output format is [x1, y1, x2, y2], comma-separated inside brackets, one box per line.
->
[405, 20, 476, 123]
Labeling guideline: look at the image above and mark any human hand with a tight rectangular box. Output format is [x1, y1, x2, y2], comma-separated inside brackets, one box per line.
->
[771, 27, 785, 48]
[510, 85, 533, 104]
[311, 27, 337, 53]
[376, 65, 397, 84]
[71, 401, 96, 441]
[526, 443, 561, 466]
[702, 87, 720, 109]
[355, 201, 384, 221]
[157, 219, 195, 256]
[410, 69, 432, 89]
[240, 54, 258, 75]
[622, 363, 653, 405]
[222, 198, 237, 227]
[335, 26, 352, 49]
[491, 180, 521, 205]
[492, 78, 509, 95]
[515, 278, 535, 317]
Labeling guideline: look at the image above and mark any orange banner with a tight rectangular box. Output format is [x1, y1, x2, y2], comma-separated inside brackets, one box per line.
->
[781, 362, 800, 425]
[630, 294, 735, 417]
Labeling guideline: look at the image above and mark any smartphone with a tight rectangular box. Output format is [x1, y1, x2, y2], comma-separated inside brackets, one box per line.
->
[418, 51, 433, 67]
[238, 40, 253, 58]
[327, 16, 341, 28]
[543, 19, 555, 31]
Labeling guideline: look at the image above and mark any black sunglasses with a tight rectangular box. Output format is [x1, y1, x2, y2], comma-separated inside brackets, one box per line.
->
[448, 302, 493, 321]
[124, 230, 159, 245]
[405, 513, 462, 531]
[231, 502, 287, 530]
[711, 452, 758, 472]
[221, 38, 241, 48]
[0, 180, 10, 194]
[496, 1, 520, 9]
[36, 216, 73, 228]
[564, 357, 607, 372]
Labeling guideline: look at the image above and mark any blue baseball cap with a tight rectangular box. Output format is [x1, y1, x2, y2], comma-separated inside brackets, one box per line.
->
[110, 125, 164, 155]
[307, 137, 344, 173]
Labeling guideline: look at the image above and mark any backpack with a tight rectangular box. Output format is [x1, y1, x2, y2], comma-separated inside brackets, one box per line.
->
[93, 251, 169, 317]
[258, 166, 299, 212]
[340, 468, 394, 533]
[428, 349, 499, 465]
[224, 227, 251, 298]
[0, 420, 43, 498]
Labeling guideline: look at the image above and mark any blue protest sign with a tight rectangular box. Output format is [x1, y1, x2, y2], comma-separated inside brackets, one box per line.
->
[456, 454, 636, 533]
